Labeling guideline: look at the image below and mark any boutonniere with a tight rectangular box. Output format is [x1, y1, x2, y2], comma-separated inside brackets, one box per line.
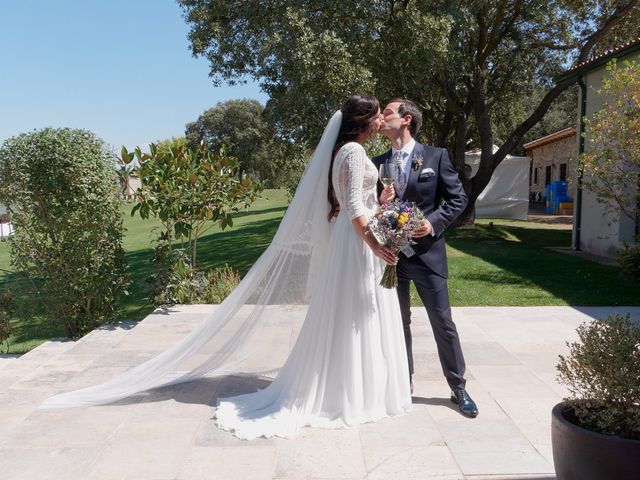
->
[412, 154, 424, 171]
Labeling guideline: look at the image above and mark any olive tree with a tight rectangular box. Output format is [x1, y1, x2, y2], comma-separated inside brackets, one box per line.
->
[127, 142, 262, 304]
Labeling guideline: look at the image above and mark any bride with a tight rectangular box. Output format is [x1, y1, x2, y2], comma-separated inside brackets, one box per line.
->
[41, 95, 411, 440]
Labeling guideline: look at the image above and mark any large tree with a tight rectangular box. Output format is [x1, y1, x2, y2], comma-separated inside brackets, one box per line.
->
[185, 99, 275, 184]
[179, 0, 638, 221]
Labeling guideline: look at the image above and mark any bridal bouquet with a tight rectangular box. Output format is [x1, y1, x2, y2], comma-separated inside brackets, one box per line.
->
[368, 200, 426, 288]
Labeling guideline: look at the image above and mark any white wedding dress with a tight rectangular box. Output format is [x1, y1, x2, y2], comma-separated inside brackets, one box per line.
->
[215, 142, 411, 439]
[40, 112, 410, 441]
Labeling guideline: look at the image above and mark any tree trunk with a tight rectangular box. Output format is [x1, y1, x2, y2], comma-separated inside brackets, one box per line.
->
[437, 109, 454, 148]
[452, 112, 468, 175]
[470, 73, 496, 212]
[456, 200, 476, 226]
[191, 234, 198, 268]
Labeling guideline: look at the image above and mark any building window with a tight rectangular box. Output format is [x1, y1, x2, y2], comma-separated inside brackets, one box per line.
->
[560, 163, 567, 181]
[545, 165, 552, 186]
[533, 167, 539, 185]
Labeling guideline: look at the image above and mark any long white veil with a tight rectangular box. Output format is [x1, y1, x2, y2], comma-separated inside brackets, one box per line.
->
[41, 111, 343, 408]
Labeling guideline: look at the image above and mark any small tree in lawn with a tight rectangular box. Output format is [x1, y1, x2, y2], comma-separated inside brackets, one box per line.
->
[127, 142, 262, 304]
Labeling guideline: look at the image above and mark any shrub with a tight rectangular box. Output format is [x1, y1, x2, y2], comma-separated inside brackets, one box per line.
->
[149, 247, 194, 305]
[150, 246, 239, 305]
[0, 128, 129, 338]
[201, 264, 241, 303]
[618, 240, 640, 281]
[557, 313, 640, 440]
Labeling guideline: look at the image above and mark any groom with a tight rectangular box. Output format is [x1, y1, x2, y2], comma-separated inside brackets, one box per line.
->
[373, 98, 478, 418]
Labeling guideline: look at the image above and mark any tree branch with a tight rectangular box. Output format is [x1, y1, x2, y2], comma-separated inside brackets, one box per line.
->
[492, 76, 577, 169]
[483, 0, 508, 61]
[483, 0, 522, 62]
[531, 41, 581, 51]
[578, 0, 639, 64]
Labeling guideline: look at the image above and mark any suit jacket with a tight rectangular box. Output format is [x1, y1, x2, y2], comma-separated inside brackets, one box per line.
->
[372, 142, 467, 278]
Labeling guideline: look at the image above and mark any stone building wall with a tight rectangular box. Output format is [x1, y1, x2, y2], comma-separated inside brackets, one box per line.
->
[528, 133, 576, 202]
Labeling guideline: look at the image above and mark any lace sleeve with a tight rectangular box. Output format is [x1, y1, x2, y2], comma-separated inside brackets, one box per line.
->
[337, 144, 368, 220]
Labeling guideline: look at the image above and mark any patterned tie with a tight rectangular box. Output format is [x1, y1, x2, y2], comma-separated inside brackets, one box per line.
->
[393, 151, 407, 196]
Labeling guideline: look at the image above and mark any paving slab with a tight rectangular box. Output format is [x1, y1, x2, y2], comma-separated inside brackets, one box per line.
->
[176, 445, 277, 480]
[1, 305, 639, 480]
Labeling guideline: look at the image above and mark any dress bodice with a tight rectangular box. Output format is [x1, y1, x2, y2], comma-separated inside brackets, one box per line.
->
[332, 142, 379, 220]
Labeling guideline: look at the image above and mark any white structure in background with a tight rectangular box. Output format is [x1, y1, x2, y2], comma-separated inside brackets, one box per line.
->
[121, 175, 141, 200]
[559, 38, 640, 258]
[0, 224, 13, 237]
[465, 145, 530, 220]
[0, 204, 13, 237]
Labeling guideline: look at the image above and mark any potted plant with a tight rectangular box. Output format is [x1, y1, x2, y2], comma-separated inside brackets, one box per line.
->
[552, 313, 640, 479]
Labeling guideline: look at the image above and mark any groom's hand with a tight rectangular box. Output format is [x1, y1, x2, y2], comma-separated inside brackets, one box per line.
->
[412, 220, 433, 238]
[379, 185, 395, 204]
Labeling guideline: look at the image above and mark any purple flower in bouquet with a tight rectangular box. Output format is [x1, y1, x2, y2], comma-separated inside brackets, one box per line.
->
[368, 200, 425, 288]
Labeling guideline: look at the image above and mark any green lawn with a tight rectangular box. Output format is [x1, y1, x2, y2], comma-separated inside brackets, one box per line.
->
[446, 220, 640, 306]
[1, 190, 638, 353]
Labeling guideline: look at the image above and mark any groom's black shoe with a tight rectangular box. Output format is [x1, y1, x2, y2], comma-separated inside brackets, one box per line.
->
[450, 388, 478, 418]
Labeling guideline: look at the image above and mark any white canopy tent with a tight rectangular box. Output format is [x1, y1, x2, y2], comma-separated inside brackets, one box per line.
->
[465, 145, 530, 220]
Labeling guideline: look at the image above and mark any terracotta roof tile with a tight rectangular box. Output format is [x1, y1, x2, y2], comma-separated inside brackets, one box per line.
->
[562, 37, 640, 78]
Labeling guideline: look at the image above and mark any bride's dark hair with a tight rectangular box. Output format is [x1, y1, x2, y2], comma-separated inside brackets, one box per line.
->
[327, 94, 380, 221]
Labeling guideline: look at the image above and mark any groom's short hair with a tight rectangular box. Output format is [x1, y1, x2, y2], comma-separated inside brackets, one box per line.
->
[389, 98, 422, 138]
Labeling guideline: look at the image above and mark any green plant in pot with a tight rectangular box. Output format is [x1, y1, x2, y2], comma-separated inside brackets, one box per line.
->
[552, 313, 640, 479]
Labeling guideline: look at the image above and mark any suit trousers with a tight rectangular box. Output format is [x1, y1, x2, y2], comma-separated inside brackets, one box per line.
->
[396, 253, 466, 390]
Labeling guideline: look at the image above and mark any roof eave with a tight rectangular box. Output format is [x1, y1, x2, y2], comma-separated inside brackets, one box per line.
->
[557, 39, 640, 82]
[524, 127, 577, 151]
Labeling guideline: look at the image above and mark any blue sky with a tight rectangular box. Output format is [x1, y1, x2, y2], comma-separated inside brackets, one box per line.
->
[0, 0, 267, 151]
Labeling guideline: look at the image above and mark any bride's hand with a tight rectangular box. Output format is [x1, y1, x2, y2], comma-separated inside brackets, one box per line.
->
[373, 244, 398, 265]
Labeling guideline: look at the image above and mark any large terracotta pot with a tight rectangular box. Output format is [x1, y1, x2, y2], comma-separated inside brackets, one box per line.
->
[551, 402, 640, 480]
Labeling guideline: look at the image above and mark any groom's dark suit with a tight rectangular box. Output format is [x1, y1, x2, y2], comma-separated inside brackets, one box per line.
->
[373, 142, 468, 390]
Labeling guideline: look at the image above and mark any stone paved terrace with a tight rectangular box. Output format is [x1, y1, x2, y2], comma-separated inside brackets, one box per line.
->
[1, 305, 639, 480]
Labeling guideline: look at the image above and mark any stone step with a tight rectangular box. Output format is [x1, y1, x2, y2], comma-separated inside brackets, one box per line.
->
[0, 305, 215, 398]
[0, 320, 141, 393]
